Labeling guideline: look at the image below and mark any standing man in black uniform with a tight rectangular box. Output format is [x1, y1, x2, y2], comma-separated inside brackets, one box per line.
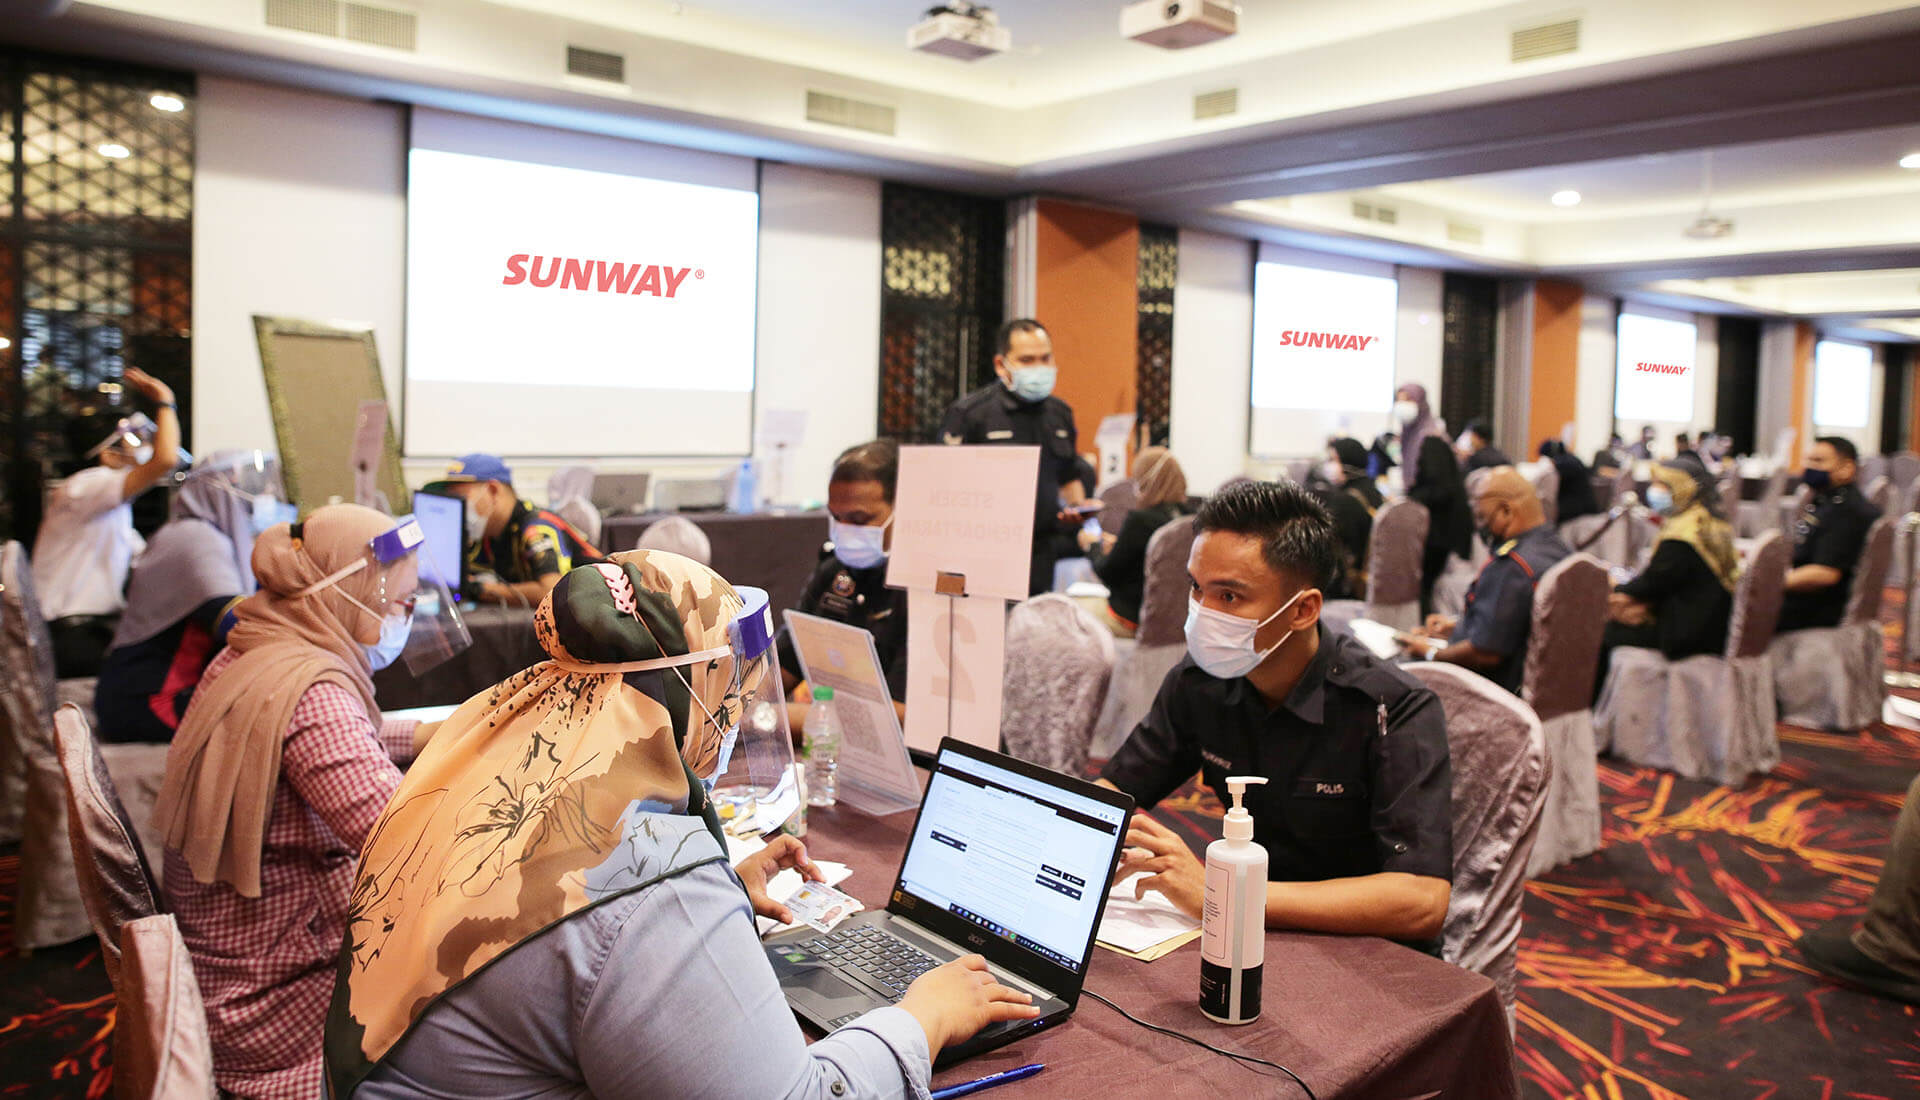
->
[1778, 436, 1882, 633]
[1098, 481, 1453, 948]
[939, 318, 1087, 596]
[779, 439, 909, 734]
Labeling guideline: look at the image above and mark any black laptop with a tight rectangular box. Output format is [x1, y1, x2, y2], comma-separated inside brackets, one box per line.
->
[765, 738, 1134, 1067]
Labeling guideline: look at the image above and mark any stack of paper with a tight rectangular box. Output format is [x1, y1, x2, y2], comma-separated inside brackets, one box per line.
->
[1095, 873, 1201, 961]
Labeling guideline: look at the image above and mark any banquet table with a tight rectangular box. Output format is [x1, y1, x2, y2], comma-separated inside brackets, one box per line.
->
[373, 605, 541, 710]
[600, 510, 829, 615]
[799, 801, 1520, 1100]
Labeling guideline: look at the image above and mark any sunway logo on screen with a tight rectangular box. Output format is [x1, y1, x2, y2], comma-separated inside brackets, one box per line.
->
[500, 254, 702, 298]
[1635, 361, 1689, 376]
[1278, 330, 1380, 351]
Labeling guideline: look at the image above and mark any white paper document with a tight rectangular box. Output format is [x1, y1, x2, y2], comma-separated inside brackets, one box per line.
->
[1096, 872, 1201, 955]
[903, 591, 1006, 754]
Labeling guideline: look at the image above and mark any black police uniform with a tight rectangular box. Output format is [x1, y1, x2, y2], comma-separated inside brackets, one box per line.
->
[1453, 523, 1573, 694]
[939, 383, 1079, 596]
[1778, 482, 1881, 633]
[778, 553, 910, 703]
[1100, 627, 1453, 948]
[473, 500, 597, 586]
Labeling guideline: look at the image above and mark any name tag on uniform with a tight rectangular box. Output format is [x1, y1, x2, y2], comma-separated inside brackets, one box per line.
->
[1055, 429, 1069, 438]
[986, 430, 1014, 441]
[1294, 778, 1352, 798]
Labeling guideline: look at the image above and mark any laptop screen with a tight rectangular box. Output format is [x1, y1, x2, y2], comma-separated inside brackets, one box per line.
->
[411, 490, 465, 602]
[896, 747, 1128, 973]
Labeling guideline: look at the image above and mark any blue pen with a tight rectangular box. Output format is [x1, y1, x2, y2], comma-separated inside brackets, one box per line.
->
[930, 1063, 1045, 1100]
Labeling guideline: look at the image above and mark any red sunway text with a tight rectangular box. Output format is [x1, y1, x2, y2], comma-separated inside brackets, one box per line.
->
[501, 254, 697, 298]
[1634, 361, 1689, 375]
[1278, 330, 1379, 351]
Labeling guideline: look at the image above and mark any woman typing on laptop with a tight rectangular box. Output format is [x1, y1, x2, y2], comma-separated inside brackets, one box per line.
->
[325, 550, 1036, 1099]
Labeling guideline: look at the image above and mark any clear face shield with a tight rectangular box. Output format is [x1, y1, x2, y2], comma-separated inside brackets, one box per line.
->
[85, 412, 158, 464]
[701, 586, 799, 826]
[298, 517, 472, 676]
[191, 450, 297, 532]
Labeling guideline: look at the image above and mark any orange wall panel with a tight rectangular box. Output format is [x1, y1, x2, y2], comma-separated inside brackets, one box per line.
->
[1790, 322, 1815, 469]
[1527, 279, 1583, 452]
[1033, 199, 1139, 455]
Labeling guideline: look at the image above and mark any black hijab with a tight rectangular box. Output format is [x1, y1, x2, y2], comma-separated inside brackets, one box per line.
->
[1408, 435, 1473, 557]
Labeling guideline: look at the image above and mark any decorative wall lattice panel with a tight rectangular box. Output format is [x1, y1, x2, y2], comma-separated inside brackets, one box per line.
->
[878, 183, 1003, 443]
[1135, 223, 1177, 444]
[1439, 273, 1499, 437]
[0, 50, 193, 541]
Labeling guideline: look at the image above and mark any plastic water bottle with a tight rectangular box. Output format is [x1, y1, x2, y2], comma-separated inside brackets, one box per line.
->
[805, 686, 840, 808]
[730, 458, 758, 514]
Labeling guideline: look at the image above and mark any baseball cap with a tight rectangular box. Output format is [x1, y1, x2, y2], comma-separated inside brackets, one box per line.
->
[423, 453, 514, 492]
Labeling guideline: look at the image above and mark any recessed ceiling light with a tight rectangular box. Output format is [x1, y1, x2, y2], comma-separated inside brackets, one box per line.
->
[1901, 152, 1920, 170]
[97, 143, 131, 159]
[1551, 189, 1581, 207]
[149, 93, 184, 113]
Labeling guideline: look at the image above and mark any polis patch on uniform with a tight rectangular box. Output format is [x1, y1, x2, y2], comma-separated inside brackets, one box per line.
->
[1294, 778, 1351, 798]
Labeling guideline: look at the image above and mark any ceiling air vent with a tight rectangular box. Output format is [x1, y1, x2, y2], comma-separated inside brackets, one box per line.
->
[1511, 18, 1580, 62]
[265, 0, 340, 36]
[1373, 205, 1398, 226]
[1446, 221, 1485, 246]
[1193, 88, 1238, 121]
[1350, 199, 1398, 225]
[1350, 199, 1373, 220]
[567, 45, 627, 83]
[344, 4, 416, 50]
[806, 91, 897, 137]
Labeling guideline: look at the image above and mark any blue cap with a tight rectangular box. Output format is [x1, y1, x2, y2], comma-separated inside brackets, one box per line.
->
[425, 453, 514, 490]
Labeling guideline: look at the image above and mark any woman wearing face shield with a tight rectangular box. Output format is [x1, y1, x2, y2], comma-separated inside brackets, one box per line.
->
[93, 450, 297, 744]
[154, 504, 449, 1098]
[326, 551, 1038, 1099]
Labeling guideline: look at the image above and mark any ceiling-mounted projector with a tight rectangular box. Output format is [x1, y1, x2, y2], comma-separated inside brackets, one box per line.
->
[1683, 215, 1735, 240]
[909, 3, 1011, 61]
[1121, 0, 1239, 49]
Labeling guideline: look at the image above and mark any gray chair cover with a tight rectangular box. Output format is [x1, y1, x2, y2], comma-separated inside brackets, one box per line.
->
[1599, 532, 1790, 783]
[1001, 596, 1116, 776]
[1404, 662, 1548, 1028]
[1889, 477, 1920, 589]
[1891, 452, 1920, 497]
[116, 914, 218, 1100]
[1525, 461, 1560, 525]
[1322, 497, 1428, 635]
[1860, 455, 1890, 491]
[53, 704, 162, 990]
[1519, 554, 1610, 875]
[1097, 478, 1138, 535]
[1430, 552, 1477, 618]
[546, 466, 602, 548]
[1739, 467, 1790, 538]
[1282, 458, 1314, 485]
[1560, 506, 1656, 573]
[1769, 515, 1895, 731]
[1091, 516, 1196, 758]
[636, 514, 712, 565]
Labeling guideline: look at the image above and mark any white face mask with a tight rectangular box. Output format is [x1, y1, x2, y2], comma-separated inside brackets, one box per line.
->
[830, 515, 891, 570]
[1185, 588, 1307, 680]
[1007, 365, 1057, 402]
[364, 609, 413, 671]
[1393, 400, 1419, 424]
[1320, 459, 1343, 484]
[464, 501, 488, 545]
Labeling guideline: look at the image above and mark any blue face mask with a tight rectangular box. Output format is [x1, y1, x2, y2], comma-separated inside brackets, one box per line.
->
[364, 610, 412, 672]
[1007, 365, 1056, 403]
[1646, 485, 1675, 515]
[830, 517, 890, 570]
[250, 496, 298, 535]
[701, 725, 740, 793]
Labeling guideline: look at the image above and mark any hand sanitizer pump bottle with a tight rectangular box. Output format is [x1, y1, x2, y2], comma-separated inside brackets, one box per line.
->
[1200, 775, 1269, 1024]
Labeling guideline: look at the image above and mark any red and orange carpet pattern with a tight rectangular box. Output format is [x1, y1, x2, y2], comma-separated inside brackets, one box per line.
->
[3, 646, 1918, 1096]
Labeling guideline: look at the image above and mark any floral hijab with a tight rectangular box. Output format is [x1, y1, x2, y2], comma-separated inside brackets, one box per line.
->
[325, 551, 760, 1097]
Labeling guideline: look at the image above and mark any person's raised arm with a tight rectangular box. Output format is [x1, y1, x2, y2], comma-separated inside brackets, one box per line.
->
[119, 368, 180, 501]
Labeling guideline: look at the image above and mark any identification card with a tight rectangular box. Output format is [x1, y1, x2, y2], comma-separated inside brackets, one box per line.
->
[786, 881, 862, 933]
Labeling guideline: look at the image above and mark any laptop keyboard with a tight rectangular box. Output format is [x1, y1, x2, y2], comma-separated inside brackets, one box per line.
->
[800, 924, 943, 1003]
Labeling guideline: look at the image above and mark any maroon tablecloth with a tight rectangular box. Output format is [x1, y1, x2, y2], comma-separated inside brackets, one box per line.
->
[800, 803, 1520, 1100]
[601, 511, 829, 615]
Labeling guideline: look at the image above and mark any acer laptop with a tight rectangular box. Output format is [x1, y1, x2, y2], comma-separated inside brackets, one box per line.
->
[765, 739, 1133, 1067]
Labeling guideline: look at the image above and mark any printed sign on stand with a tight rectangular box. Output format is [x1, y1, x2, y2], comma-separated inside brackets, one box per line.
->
[885, 445, 1039, 603]
[784, 610, 922, 814]
[903, 590, 1006, 753]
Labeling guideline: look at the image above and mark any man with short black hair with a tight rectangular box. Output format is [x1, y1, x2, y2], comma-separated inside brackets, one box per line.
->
[1098, 480, 1453, 947]
[939, 318, 1086, 595]
[1458, 420, 1510, 475]
[1777, 436, 1882, 633]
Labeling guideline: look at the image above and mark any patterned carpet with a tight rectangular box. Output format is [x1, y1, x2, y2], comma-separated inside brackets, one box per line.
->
[2, 641, 1918, 1097]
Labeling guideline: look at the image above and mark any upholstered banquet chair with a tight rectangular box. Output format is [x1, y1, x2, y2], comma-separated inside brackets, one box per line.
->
[1001, 595, 1116, 775]
[1739, 467, 1790, 538]
[1889, 478, 1920, 589]
[636, 515, 712, 566]
[53, 704, 164, 990]
[1524, 461, 1559, 525]
[1597, 532, 1790, 784]
[545, 465, 602, 548]
[2, 541, 167, 950]
[1519, 555, 1610, 875]
[1769, 516, 1894, 731]
[1404, 662, 1548, 1029]
[1891, 451, 1920, 498]
[1090, 515, 1196, 758]
[114, 914, 217, 1100]
[1096, 477, 1137, 535]
[1560, 503, 1656, 574]
[1320, 497, 1429, 635]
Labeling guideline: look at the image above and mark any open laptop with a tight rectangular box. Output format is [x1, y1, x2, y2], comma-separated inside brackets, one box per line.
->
[766, 739, 1134, 1067]
[411, 490, 466, 603]
[590, 472, 652, 516]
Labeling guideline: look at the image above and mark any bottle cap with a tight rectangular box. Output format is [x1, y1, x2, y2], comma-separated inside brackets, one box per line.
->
[1221, 775, 1268, 842]
[812, 685, 834, 702]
